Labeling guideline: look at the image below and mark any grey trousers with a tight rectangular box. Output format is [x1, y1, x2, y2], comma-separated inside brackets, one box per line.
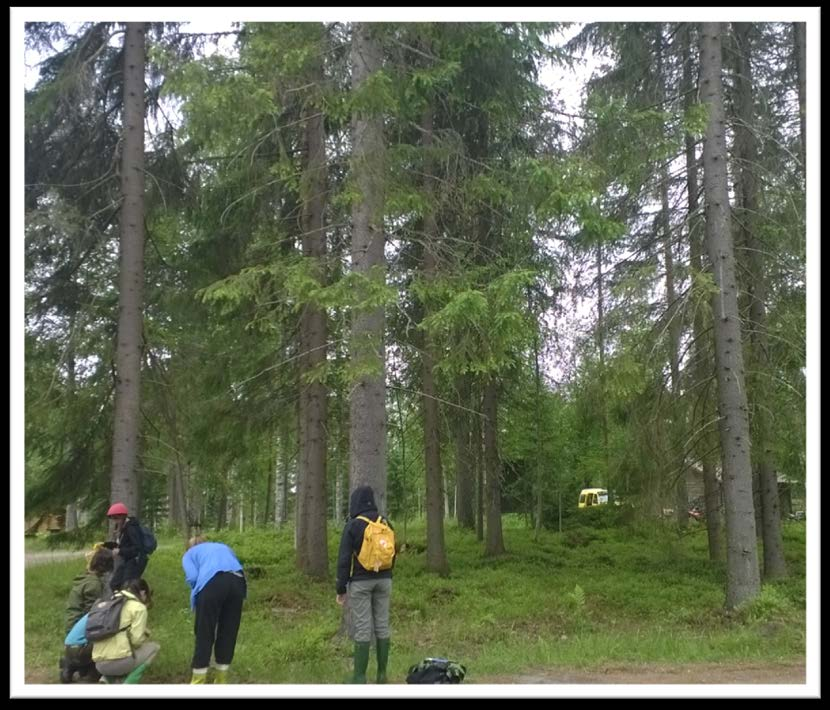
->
[348, 578, 392, 643]
[95, 641, 160, 676]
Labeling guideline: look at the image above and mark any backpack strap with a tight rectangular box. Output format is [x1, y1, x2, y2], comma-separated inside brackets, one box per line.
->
[356, 515, 385, 525]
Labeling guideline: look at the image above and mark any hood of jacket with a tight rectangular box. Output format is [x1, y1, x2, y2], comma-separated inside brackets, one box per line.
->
[349, 485, 378, 518]
[71, 570, 98, 585]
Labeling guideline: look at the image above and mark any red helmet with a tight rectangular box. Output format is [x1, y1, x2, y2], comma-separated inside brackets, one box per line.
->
[107, 502, 129, 517]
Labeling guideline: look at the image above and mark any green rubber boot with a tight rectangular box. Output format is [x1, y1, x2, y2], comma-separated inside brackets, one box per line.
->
[376, 638, 391, 684]
[190, 669, 209, 684]
[212, 667, 228, 684]
[123, 662, 148, 685]
[352, 641, 371, 683]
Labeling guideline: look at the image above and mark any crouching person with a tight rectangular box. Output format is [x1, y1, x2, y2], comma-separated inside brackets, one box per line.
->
[92, 578, 160, 684]
[60, 546, 114, 683]
[63, 614, 96, 683]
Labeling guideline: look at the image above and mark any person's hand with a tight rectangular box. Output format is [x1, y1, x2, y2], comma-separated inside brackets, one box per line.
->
[336, 593, 347, 606]
[112, 547, 119, 558]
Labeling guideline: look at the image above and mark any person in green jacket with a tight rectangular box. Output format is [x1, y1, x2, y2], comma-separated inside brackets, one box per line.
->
[60, 547, 114, 683]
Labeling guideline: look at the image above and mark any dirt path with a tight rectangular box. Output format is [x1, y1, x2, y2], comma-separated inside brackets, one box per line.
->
[25, 544, 176, 568]
[25, 550, 88, 567]
[25, 661, 806, 686]
[477, 660, 806, 684]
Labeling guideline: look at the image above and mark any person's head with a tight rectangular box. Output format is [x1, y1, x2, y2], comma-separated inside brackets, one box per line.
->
[349, 485, 377, 517]
[186, 535, 207, 551]
[106, 502, 129, 525]
[122, 578, 152, 607]
[87, 547, 114, 575]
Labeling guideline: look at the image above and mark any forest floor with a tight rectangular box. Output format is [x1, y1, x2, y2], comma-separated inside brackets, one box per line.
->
[20, 522, 809, 688]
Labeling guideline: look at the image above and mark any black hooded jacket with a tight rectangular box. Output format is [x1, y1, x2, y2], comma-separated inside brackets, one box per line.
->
[103, 517, 145, 562]
[335, 485, 394, 595]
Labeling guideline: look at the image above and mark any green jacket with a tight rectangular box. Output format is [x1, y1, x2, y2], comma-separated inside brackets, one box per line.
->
[65, 571, 105, 633]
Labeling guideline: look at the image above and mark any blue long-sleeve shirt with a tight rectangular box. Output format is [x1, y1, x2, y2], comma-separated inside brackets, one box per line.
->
[65, 613, 88, 646]
[182, 542, 244, 610]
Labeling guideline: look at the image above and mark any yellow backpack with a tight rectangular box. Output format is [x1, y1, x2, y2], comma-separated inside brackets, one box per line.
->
[355, 515, 396, 572]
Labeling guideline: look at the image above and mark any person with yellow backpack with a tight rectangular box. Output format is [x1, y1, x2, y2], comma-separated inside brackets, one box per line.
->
[335, 485, 395, 683]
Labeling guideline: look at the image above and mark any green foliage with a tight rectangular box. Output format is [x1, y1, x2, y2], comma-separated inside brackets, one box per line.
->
[736, 585, 797, 625]
[683, 102, 709, 137]
[348, 69, 397, 116]
[405, 60, 462, 104]
[564, 583, 586, 612]
[420, 269, 537, 377]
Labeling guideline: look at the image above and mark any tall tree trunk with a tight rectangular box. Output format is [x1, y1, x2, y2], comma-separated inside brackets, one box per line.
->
[147, 351, 189, 533]
[334, 416, 346, 522]
[333, 340, 349, 523]
[420, 99, 450, 575]
[349, 23, 388, 509]
[64, 317, 79, 532]
[392, 384, 409, 542]
[166, 460, 178, 527]
[792, 22, 806, 174]
[264, 469, 274, 526]
[683, 24, 725, 562]
[596, 244, 610, 485]
[454, 376, 475, 529]
[483, 378, 505, 556]
[109, 22, 146, 518]
[276, 420, 290, 527]
[655, 25, 688, 528]
[732, 22, 787, 579]
[65, 503, 78, 532]
[474, 393, 484, 542]
[216, 468, 228, 530]
[296, 36, 329, 579]
[443, 469, 451, 521]
[533, 329, 544, 539]
[699, 22, 761, 608]
[173, 462, 188, 532]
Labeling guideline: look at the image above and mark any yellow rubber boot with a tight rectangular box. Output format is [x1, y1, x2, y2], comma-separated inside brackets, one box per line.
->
[212, 666, 229, 684]
[190, 668, 209, 684]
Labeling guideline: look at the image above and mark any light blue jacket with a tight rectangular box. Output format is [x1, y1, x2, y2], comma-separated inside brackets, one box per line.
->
[65, 613, 88, 646]
[182, 542, 244, 609]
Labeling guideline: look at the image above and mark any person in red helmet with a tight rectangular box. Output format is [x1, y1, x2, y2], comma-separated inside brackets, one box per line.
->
[104, 502, 148, 591]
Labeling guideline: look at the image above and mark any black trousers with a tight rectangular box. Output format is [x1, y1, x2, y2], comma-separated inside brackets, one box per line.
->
[110, 554, 148, 591]
[192, 572, 246, 668]
[63, 644, 97, 678]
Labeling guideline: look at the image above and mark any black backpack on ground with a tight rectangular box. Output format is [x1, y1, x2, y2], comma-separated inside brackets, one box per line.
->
[406, 657, 467, 684]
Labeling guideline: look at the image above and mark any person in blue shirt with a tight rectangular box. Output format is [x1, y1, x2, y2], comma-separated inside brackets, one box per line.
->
[63, 613, 94, 682]
[182, 535, 246, 684]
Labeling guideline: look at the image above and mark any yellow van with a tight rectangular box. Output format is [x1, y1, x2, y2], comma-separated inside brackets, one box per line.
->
[578, 488, 609, 508]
